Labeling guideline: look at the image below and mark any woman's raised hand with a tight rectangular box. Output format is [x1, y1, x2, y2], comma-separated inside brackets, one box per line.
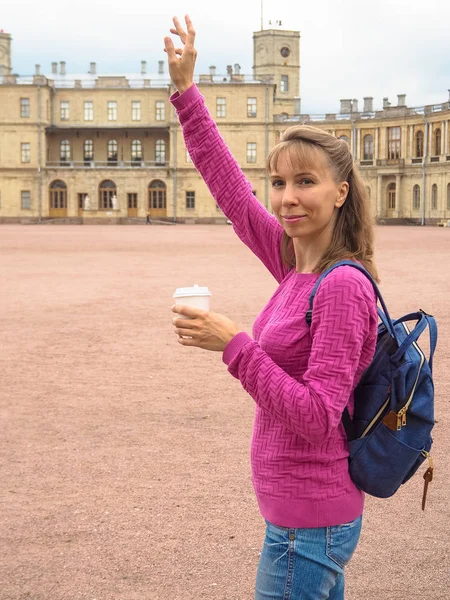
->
[164, 15, 197, 94]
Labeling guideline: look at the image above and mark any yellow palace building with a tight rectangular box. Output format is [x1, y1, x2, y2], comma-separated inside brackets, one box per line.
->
[0, 28, 449, 225]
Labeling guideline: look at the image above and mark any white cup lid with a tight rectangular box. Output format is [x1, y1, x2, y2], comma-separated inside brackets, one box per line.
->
[173, 284, 212, 298]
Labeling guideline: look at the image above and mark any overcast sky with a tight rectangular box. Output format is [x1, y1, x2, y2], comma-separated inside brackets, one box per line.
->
[2, 0, 449, 113]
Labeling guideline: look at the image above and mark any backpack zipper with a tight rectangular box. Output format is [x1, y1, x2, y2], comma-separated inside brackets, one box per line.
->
[360, 387, 391, 438]
[395, 322, 426, 428]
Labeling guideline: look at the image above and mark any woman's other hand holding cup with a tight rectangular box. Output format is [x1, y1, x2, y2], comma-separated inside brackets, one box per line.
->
[172, 305, 240, 352]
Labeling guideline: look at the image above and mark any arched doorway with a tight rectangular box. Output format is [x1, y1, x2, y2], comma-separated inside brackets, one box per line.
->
[387, 182, 396, 217]
[148, 180, 167, 219]
[99, 180, 117, 210]
[49, 180, 68, 218]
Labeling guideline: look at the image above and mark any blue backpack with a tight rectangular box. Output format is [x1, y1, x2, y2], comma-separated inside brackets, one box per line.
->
[306, 260, 437, 508]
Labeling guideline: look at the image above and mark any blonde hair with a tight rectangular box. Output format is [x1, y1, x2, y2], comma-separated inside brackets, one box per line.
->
[267, 125, 379, 281]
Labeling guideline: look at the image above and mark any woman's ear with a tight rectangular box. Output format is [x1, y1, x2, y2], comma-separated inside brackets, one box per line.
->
[335, 182, 349, 208]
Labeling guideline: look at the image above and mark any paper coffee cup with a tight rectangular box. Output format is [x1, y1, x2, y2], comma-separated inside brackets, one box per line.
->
[173, 284, 211, 317]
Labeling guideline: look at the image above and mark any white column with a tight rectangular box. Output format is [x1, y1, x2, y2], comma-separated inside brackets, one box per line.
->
[410, 124, 414, 157]
[375, 128, 379, 160]
[429, 122, 434, 156]
[396, 174, 402, 218]
[444, 120, 449, 156]
[377, 175, 383, 218]
[357, 128, 361, 160]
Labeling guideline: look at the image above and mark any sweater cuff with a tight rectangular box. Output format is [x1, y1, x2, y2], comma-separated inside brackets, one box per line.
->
[222, 332, 253, 366]
[170, 84, 200, 108]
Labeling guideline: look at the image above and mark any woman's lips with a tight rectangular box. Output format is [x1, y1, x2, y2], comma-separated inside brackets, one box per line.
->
[282, 215, 306, 223]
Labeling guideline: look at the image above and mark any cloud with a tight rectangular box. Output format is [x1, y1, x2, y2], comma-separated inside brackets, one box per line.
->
[3, 0, 450, 112]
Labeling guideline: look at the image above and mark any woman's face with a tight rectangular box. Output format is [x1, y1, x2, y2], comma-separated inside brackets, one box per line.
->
[269, 146, 348, 243]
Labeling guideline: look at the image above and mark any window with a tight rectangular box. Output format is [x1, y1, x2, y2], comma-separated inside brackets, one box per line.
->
[21, 143, 31, 163]
[186, 191, 195, 209]
[50, 181, 68, 209]
[108, 101, 117, 121]
[366, 186, 371, 200]
[60, 101, 70, 121]
[363, 134, 374, 160]
[431, 184, 438, 210]
[155, 139, 166, 164]
[247, 97, 257, 117]
[107, 140, 118, 164]
[247, 142, 257, 163]
[132, 101, 141, 121]
[434, 129, 441, 156]
[415, 131, 424, 158]
[20, 98, 30, 118]
[99, 180, 117, 209]
[127, 193, 138, 209]
[387, 183, 396, 210]
[21, 191, 31, 209]
[149, 180, 167, 209]
[339, 135, 349, 146]
[186, 150, 192, 163]
[156, 101, 165, 121]
[84, 101, 93, 121]
[78, 193, 87, 209]
[131, 139, 142, 164]
[280, 75, 289, 93]
[447, 183, 450, 211]
[216, 97, 226, 118]
[413, 185, 420, 210]
[387, 127, 401, 159]
[84, 140, 94, 162]
[60, 140, 71, 164]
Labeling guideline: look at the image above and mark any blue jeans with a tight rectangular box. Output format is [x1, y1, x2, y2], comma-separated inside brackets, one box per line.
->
[255, 515, 362, 600]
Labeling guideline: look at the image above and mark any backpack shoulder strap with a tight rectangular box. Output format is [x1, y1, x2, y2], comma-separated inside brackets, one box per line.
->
[305, 259, 397, 340]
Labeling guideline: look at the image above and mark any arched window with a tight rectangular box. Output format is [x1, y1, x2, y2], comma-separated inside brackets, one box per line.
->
[387, 183, 396, 210]
[60, 140, 71, 164]
[155, 140, 166, 165]
[415, 131, 424, 158]
[363, 134, 373, 160]
[49, 179, 67, 209]
[413, 185, 420, 210]
[99, 179, 117, 209]
[84, 140, 93, 162]
[131, 139, 142, 164]
[107, 140, 118, 165]
[447, 183, 450, 211]
[431, 184, 438, 210]
[434, 129, 441, 156]
[149, 179, 166, 209]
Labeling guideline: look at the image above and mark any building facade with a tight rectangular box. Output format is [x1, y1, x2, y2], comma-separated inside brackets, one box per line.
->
[0, 28, 449, 224]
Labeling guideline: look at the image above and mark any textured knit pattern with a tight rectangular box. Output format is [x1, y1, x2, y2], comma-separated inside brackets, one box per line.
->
[172, 85, 379, 528]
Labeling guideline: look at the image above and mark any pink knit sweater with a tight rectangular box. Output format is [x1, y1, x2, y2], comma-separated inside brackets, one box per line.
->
[171, 85, 378, 528]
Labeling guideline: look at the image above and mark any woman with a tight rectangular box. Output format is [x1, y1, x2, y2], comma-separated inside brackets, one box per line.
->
[167, 16, 379, 600]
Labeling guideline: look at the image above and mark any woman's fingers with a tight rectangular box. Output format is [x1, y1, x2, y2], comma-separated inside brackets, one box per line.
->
[172, 16, 187, 44]
[163, 37, 177, 61]
[184, 14, 196, 47]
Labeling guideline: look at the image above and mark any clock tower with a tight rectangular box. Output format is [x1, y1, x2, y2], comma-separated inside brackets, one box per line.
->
[0, 31, 12, 76]
[253, 27, 300, 114]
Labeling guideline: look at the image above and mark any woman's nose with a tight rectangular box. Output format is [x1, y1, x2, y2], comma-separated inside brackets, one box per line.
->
[282, 186, 299, 205]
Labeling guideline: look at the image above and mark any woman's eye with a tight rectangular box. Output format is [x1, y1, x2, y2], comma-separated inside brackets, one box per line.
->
[271, 180, 284, 188]
[300, 178, 313, 185]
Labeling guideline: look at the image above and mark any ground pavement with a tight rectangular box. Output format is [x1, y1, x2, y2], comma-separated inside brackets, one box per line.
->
[1, 224, 449, 599]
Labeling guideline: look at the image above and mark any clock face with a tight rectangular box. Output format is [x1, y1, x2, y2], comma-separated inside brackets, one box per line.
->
[280, 46, 291, 58]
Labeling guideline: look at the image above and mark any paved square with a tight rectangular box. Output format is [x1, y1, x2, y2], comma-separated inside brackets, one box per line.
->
[1, 224, 449, 599]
